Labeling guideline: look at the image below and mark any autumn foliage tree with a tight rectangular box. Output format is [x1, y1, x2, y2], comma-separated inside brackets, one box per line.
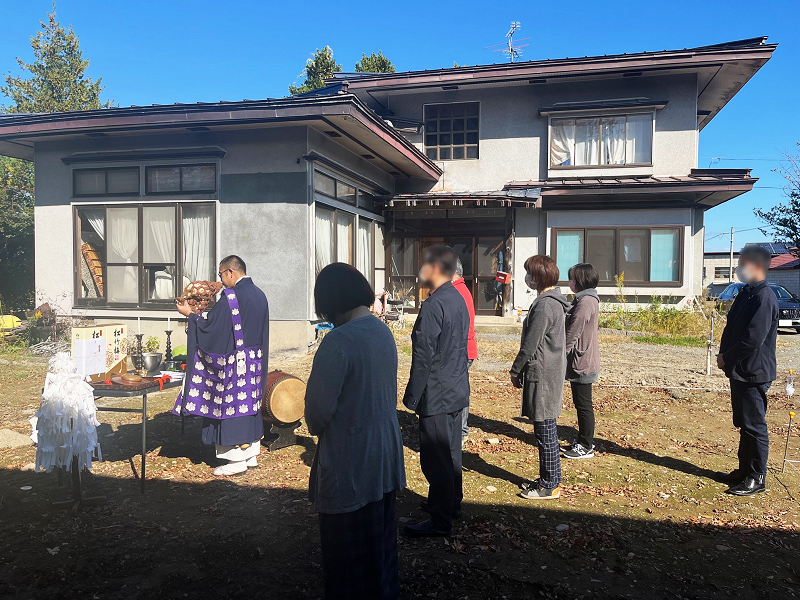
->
[0, 5, 111, 312]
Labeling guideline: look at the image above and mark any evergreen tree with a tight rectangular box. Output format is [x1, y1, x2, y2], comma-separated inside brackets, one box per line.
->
[354, 51, 395, 73]
[288, 47, 342, 95]
[0, 5, 111, 312]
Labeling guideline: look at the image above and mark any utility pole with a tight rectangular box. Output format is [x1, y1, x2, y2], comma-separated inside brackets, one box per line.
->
[729, 226, 735, 282]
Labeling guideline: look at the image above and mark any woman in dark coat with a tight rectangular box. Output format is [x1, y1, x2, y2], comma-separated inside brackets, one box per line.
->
[563, 263, 601, 460]
[510, 255, 570, 500]
[305, 263, 406, 600]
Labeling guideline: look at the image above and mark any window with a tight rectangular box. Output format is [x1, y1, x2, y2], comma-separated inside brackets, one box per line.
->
[145, 164, 216, 194]
[714, 266, 732, 279]
[314, 204, 373, 279]
[552, 226, 681, 284]
[550, 113, 652, 167]
[313, 170, 373, 209]
[75, 203, 215, 306]
[424, 102, 479, 161]
[74, 168, 140, 196]
[356, 218, 374, 286]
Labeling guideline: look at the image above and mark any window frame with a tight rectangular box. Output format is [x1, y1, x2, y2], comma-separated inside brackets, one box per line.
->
[145, 163, 217, 195]
[423, 101, 480, 162]
[548, 111, 655, 169]
[551, 225, 683, 287]
[73, 166, 141, 197]
[314, 202, 375, 273]
[73, 201, 217, 309]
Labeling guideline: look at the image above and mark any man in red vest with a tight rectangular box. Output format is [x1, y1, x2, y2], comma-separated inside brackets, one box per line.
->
[452, 259, 477, 445]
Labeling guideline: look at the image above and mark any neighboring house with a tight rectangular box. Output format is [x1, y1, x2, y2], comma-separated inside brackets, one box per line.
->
[0, 37, 775, 349]
[769, 253, 800, 296]
[703, 250, 739, 297]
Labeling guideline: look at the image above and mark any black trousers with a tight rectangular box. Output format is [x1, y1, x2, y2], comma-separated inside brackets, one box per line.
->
[419, 409, 463, 531]
[730, 379, 770, 481]
[570, 382, 595, 449]
[318, 491, 399, 600]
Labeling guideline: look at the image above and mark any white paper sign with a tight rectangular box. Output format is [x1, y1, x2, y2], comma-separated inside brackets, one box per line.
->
[73, 338, 107, 377]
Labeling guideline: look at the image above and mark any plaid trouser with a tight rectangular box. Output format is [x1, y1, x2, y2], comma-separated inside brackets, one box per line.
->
[533, 419, 562, 489]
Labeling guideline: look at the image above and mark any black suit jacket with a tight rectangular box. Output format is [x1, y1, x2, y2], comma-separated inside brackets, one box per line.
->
[402, 281, 470, 417]
[720, 280, 778, 383]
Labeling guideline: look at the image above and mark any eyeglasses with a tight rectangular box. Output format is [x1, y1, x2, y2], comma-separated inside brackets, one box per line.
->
[218, 269, 232, 280]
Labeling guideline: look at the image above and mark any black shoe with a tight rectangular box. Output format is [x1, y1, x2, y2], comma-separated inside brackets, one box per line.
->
[403, 520, 450, 538]
[714, 469, 745, 485]
[726, 476, 766, 496]
[419, 500, 462, 519]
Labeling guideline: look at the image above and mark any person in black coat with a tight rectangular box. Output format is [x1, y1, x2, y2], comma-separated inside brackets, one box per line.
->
[402, 244, 470, 537]
[716, 245, 778, 496]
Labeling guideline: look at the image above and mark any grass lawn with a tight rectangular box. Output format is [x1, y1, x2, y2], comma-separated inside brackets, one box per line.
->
[0, 332, 799, 599]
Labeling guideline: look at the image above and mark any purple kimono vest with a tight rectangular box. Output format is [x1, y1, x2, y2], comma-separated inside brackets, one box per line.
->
[172, 289, 263, 419]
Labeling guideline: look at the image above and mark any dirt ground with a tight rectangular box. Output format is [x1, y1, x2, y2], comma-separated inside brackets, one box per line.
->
[1, 327, 800, 600]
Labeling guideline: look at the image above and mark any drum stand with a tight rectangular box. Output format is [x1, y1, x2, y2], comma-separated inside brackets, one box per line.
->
[263, 421, 301, 451]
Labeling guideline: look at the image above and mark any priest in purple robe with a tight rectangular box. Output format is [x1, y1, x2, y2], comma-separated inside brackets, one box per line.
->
[174, 255, 269, 476]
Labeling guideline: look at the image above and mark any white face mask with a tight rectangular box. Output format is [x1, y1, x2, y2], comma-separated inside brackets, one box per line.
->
[736, 264, 757, 285]
[524, 273, 537, 290]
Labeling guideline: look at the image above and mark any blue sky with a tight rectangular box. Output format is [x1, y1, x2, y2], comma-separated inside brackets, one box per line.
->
[1, 0, 797, 251]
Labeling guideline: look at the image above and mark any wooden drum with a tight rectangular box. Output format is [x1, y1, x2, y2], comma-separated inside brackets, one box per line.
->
[262, 371, 306, 426]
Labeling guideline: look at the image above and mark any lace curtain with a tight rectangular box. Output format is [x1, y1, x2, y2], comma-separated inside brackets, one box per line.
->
[315, 206, 334, 276]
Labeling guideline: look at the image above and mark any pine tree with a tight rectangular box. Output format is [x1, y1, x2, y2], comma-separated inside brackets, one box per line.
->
[288, 47, 342, 95]
[0, 4, 111, 312]
[354, 51, 395, 73]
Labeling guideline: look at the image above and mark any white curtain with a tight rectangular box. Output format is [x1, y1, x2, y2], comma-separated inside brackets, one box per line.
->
[182, 204, 214, 286]
[550, 119, 574, 166]
[336, 212, 354, 265]
[144, 207, 175, 264]
[602, 117, 626, 164]
[144, 207, 176, 299]
[356, 218, 372, 284]
[574, 118, 599, 166]
[83, 208, 105, 241]
[107, 208, 138, 302]
[315, 206, 334, 275]
[626, 114, 653, 164]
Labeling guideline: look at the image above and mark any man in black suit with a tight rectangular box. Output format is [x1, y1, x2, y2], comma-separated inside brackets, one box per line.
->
[403, 244, 470, 537]
[716, 244, 778, 496]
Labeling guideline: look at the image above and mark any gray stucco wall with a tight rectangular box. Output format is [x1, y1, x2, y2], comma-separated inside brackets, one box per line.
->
[368, 73, 699, 194]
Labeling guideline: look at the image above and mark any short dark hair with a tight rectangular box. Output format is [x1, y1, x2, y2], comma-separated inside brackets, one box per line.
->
[568, 263, 599, 292]
[314, 263, 375, 323]
[422, 244, 457, 278]
[524, 255, 559, 291]
[740, 245, 772, 270]
[220, 255, 247, 274]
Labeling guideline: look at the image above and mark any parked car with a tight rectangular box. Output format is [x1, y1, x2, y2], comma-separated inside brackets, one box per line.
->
[718, 282, 800, 332]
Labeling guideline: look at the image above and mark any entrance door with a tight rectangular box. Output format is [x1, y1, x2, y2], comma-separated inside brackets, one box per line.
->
[387, 234, 506, 316]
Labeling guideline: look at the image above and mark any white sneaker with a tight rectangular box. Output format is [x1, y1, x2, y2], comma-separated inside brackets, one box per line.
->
[213, 461, 247, 476]
[246, 456, 258, 469]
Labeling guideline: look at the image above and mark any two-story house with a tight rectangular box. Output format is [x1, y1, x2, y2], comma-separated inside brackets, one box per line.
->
[0, 37, 775, 350]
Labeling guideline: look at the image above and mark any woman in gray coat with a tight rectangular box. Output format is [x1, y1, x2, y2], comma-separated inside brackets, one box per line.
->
[510, 255, 570, 500]
[563, 263, 601, 460]
[305, 263, 406, 600]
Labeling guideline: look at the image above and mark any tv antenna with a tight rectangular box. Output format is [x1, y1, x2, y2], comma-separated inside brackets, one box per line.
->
[485, 21, 530, 63]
